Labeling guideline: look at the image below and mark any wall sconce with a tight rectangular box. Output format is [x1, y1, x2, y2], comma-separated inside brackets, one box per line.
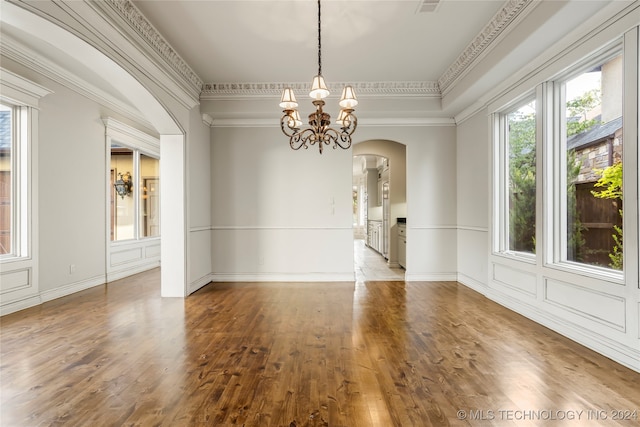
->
[114, 172, 133, 199]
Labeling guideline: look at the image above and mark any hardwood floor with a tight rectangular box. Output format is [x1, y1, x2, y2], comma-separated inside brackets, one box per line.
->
[1, 269, 639, 426]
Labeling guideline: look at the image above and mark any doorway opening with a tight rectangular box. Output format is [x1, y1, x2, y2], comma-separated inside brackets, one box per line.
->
[353, 150, 405, 281]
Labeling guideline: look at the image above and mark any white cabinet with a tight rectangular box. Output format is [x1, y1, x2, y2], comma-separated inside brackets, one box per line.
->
[398, 224, 406, 269]
[367, 220, 383, 254]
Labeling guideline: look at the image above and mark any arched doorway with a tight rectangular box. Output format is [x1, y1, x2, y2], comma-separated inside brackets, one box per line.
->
[2, 2, 190, 298]
[353, 140, 407, 281]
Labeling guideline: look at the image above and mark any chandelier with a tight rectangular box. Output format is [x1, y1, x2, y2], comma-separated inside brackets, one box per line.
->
[279, 0, 358, 154]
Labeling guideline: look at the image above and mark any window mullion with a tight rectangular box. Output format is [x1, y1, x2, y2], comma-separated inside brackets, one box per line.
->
[133, 150, 140, 240]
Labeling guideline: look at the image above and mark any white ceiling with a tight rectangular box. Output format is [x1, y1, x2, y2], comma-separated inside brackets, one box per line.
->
[1, 0, 629, 127]
[131, 0, 504, 84]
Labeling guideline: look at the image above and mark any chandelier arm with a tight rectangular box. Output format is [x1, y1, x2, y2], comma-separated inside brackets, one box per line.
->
[290, 128, 316, 150]
[280, 112, 299, 137]
[341, 112, 358, 135]
[321, 127, 352, 151]
[334, 131, 353, 150]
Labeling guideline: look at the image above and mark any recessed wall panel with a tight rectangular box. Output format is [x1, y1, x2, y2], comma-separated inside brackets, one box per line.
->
[110, 247, 143, 266]
[492, 263, 536, 296]
[0, 268, 30, 294]
[544, 278, 625, 330]
[145, 244, 161, 258]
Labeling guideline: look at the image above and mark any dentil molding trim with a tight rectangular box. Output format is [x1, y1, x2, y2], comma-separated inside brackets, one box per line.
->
[19, 0, 537, 103]
[200, 81, 441, 99]
[438, 0, 535, 95]
[200, 0, 536, 100]
[97, 0, 535, 103]
[102, 0, 203, 93]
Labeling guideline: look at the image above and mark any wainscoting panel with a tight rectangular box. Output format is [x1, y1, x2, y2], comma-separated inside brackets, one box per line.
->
[0, 265, 39, 315]
[493, 263, 537, 297]
[145, 244, 161, 258]
[0, 268, 30, 294]
[543, 278, 626, 331]
[107, 238, 161, 282]
[110, 247, 143, 266]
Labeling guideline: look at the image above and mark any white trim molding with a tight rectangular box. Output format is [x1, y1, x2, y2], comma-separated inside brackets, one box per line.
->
[438, 0, 537, 96]
[200, 81, 441, 100]
[99, 0, 203, 96]
[0, 68, 53, 107]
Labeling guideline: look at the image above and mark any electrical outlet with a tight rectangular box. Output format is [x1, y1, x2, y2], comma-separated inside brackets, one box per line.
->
[69, 264, 76, 274]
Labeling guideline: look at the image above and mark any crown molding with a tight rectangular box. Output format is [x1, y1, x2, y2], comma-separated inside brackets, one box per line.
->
[205, 116, 454, 128]
[200, 81, 441, 100]
[0, 67, 53, 107]
[100, 0, 203, 96]
[102, 117, 159, 146]
[438, 0, 537, 96]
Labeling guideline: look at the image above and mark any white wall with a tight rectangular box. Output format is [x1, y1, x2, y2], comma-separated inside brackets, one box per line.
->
[210, 126, 354, 281]
[456, 110, 490, 292]
[188, 107, 213, 293]
[37, 77, 108, 294]
[207, 124, 457, 282]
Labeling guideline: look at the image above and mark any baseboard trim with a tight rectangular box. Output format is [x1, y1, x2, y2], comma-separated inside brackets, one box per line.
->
[107, 262, 160, 283]
[40, 275, 106, 303]
[405, 272, 457, 282]
[209, 272, 356, 283]
[457, 273, 489, 294]
[188, 273, 214, 295]
[0, 295, 42, 316]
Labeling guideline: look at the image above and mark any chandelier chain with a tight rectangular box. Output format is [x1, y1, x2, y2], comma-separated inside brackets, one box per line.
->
[317, 0, 322, 76]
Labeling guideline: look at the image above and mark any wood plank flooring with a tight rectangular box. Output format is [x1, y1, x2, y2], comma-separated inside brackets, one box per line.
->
[1, 269, 639, 426]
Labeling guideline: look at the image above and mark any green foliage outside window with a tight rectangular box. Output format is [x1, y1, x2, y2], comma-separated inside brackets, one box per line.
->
[566, 89, 601, 137]
[508, 110, 536, 253]
[591, 162, 623, 270]
[566, 149, 586, 262]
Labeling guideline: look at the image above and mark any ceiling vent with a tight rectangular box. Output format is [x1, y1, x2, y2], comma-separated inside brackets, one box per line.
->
[416, 0, 441, 13]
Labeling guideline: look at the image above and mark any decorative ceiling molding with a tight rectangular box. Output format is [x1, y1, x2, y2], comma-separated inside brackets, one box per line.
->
[201, 81, 441, 99]
[102, 0, 203, 94]
[204, 116, 455, 128]
[438, 0, 535, 95]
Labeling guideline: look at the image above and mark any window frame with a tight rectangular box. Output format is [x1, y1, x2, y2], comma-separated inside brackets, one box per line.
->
[0, 102, 19, 259]
[0, 71, 50, 264]
[493, 92, 538, 263]
[548, 43, 625, 283]
[104, 117, 160, 245]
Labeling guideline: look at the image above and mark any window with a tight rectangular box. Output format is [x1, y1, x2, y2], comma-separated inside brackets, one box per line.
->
[496, 97, 537, 257]
[558, 52, 623, 272]
[0, 103, 14, 255]
[110, 144, 160, 241]
[493, 38, 631, 280]
[0, 102, 27, 259]
[506, 100, 537, 254]
[139, 153, 160, 238]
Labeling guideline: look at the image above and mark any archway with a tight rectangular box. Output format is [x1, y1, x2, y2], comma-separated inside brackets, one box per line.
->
[2, 2, 189, 297]
[353, 140, 407, 280]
